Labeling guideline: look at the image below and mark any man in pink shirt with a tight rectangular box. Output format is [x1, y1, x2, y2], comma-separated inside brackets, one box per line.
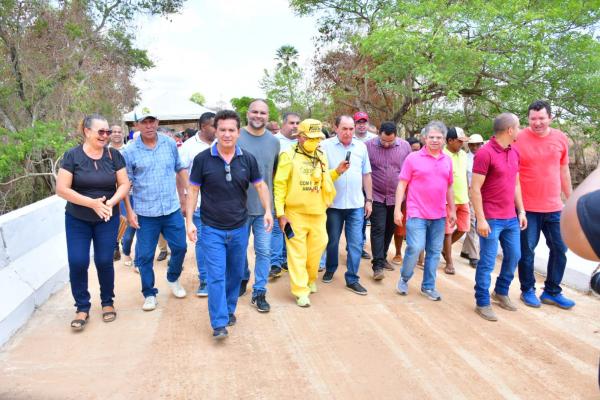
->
[515, 100, 575, 310]
[470, 113, 527, 321]
[393, 121, 456, 301]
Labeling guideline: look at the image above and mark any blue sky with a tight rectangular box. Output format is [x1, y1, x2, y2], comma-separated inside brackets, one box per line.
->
[133, 0, 319, 110]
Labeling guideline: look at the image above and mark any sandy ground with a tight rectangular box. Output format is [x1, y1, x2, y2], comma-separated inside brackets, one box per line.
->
[0, 235, 599, 400]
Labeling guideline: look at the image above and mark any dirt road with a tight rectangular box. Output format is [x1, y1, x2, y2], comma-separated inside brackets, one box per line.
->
[1, 239, 599, 399]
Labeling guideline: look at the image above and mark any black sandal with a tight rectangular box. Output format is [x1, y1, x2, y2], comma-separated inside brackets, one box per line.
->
[102, 308, 117, 323]
[70, 312, 89, 331]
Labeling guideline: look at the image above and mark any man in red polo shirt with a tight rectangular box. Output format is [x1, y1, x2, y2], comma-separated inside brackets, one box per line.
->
[394, 121, 456, 301]
[471, 113, 527, 321]
[515, 100, 575, 310]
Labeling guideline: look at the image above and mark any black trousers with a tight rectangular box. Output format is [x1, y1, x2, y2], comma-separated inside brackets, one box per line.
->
[370, 201, 397, 270]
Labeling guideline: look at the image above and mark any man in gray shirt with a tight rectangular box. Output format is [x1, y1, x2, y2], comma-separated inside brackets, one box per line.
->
[238, 99, 280, 312]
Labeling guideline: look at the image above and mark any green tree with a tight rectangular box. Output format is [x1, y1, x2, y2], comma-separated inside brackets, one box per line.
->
[0, 122, 77, 214]
[0, 0, 184, 132]
[230, 97, 280, 125]
[292, 0, 600, 134]
[261, 45, 302, 108]
[190, 92, 206, 106]
[0, 0, 185, 213]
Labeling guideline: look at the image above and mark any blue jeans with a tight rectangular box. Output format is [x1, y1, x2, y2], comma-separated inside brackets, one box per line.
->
[120, 196, 136, 257]
[65, 212, 119, 312]
[121, 226, 136, 256]
[325, 208, 363, 285]
[202, 224, 249, 329]
[192, 209, 206, 283]
[243, 215, 271, 295]
[270, 211, 287, 267]
[475, 218, 521, 307]
[518, 211, 567, 295]
[136, 210, 187, 298]
[400, 217, 446, 290]
[362, 216, 368, 250]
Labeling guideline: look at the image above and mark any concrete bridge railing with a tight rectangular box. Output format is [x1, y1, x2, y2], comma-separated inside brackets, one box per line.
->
[0, 196, 69, 347]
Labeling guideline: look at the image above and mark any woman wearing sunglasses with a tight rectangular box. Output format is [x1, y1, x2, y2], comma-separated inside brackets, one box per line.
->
[56, 114, 130, 331]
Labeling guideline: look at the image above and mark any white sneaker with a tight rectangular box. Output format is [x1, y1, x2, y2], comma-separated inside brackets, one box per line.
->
[142, 296, 157, 311]
[167, 279, 187, 298]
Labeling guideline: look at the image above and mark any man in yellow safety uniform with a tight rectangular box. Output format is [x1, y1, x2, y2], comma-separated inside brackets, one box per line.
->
[274, 119, 349, 307]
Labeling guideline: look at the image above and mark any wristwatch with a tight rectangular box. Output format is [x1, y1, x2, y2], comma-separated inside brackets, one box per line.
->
[365, 199, 373, 203]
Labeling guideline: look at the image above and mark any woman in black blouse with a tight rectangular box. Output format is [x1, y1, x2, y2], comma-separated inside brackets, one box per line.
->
[56, 114, 130, 330]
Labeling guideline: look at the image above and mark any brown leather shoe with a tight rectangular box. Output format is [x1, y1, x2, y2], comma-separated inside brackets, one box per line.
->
[492, 292, 517, 311]
[373, 268, 385, 280]
[475, 305, 498, 321]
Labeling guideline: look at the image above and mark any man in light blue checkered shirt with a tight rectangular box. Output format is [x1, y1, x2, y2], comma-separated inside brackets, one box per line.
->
[123, 110, 189, 311]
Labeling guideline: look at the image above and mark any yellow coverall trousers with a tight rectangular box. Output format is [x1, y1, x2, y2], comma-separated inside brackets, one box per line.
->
[284, 210, 328, 298]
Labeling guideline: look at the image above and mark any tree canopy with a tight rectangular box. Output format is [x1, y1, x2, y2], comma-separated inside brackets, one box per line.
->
[291, 0, 600, 136]
[0, 0, 184, 214]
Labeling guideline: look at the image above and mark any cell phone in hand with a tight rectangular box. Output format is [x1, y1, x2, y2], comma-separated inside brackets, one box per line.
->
[345, 151, 351, 162]
[284, 223, 295, 239]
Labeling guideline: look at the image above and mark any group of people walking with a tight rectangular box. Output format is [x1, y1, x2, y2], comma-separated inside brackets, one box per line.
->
[56, 99, 576, 339]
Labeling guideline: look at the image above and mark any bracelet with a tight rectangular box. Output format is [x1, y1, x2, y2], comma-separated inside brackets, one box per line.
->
[518, 210, 526, 216]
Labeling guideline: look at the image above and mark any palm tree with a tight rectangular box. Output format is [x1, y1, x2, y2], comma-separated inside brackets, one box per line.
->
[275, 45, 299, 75]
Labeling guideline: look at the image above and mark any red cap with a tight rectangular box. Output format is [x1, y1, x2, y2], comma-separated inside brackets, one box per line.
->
[353, 111, 369, 122]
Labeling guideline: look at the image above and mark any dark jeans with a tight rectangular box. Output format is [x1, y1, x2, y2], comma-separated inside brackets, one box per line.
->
[370, 202, 396, 270]
[518, 211, 567, 296]
[121, 226, 136, 256]
[136, 210, 187, 298]
[325, 208, 363, 285]
[120, 196, 136, 257]
[65, 212, 119, 313]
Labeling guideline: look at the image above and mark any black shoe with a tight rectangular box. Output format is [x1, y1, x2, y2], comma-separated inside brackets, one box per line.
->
[269, 265, 283, 278]
[156, 250, 168, 261]
[361, 250, 371, 259]
[460, 252, 470, 260]
[113, 247, 121, 261]
[227, 314, 236, 326]
[469, 259, 479, 268]
[281, 262, 288, 271]
[322, 270, 334, 283]
[239, 279, 248, 297]
[251, 293, 271, 313]
[346, 282, 368, 295]
[212, 327, 228, 340]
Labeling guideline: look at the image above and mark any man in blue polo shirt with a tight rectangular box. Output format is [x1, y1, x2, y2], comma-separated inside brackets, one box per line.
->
[123, 109, 189, 312]
[186, 110, 273, 340]
[320, 115, 373, 295]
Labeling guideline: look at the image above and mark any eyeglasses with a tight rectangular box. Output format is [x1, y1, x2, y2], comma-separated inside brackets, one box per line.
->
[95, 129, 113, 137]
[225, 164, 232, 182]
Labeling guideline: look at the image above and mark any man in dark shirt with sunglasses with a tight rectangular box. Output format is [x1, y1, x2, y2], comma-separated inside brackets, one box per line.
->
[185, 110, 273, 340]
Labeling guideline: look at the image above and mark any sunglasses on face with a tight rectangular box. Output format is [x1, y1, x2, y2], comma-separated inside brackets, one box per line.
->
[225, 164, 232, 182]
[95, 129, 113, 137]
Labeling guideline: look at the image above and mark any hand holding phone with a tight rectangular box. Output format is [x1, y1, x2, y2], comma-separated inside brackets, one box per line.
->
[345, 151, 351, 162]
[284, 223, 295, 239]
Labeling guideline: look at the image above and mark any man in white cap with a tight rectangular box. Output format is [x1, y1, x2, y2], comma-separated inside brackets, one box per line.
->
[441, 127, 470, 275]
[123, 108, 189, 311]
[461, 133, 484, 267]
